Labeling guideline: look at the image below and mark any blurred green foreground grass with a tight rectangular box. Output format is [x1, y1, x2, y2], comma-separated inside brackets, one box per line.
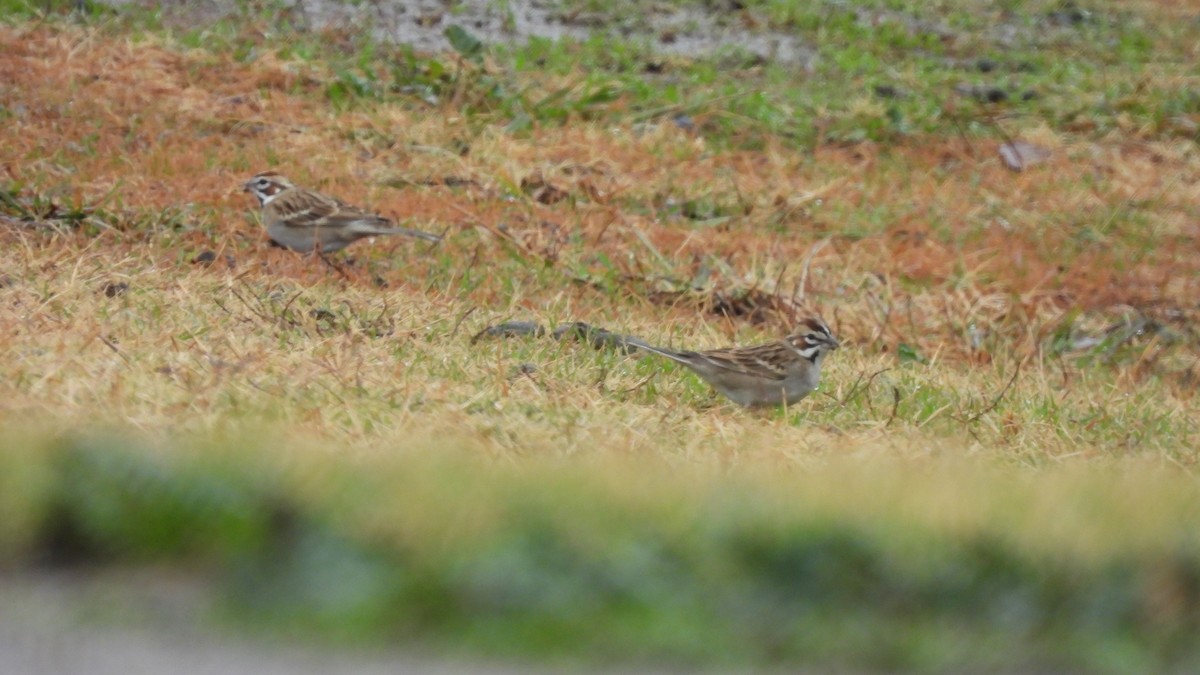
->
[2, 429, 1198, 672]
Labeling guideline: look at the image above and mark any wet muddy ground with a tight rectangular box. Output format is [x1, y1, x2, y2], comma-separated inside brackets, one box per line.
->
[105, 0, 819, 65]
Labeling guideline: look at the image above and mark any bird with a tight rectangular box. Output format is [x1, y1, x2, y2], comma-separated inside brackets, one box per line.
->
[628, 317, 840, 408]
[242, 171, 441, 253]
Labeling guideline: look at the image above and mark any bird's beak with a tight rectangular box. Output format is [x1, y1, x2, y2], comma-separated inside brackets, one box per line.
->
[241, 181, 253, 193]
[828, 336, 840, 350]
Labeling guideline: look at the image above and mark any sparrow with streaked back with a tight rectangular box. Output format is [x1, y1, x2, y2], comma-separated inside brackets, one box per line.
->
[243, 171, 440, 253]
[628, 317, 840, 408]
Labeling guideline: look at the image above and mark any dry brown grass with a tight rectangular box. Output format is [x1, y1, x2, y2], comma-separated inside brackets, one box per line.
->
[3, 22, 1197, 299]
[1, 21, 1198, 469]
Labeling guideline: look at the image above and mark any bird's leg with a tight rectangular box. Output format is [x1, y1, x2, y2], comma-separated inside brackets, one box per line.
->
[313, 244, 352, 282]
[320, 254, 352, 281]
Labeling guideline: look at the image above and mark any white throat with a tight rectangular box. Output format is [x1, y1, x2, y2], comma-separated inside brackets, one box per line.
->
[258, 191, 280, 206]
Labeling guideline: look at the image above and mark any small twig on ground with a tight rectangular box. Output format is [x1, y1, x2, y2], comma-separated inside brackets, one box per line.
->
[961, 359, 1023, 424]
[772, 262, 791, 323]
[839, 367, 892, 406]
[617, 373, 658, 396]
[318, 252, 352, 282]
[278, 291, 304, 326]
[370, 297, 392, 329]
[886, 386, 900, 427]
[628, 221, 673, 273]
[230, 287, 271, 323]
[98, 335, 131, 367]
[517, 366, 545, 392]
[440, 243, 483, 297]
[863, 287, 894, 348]
[981, 107, 1018, 152]
[449, 306, 477, 340]
[950, 115, 976, 158]
[1057, 355, 1072, 400]
[796, 236, 831, 304]
[443, 200, 536, 259]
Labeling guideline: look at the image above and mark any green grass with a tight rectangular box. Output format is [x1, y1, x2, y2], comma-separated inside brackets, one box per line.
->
[4, 430, 1200, 671]
[10, 0, 1194, 147]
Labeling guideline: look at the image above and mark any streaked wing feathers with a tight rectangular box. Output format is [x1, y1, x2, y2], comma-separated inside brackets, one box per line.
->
[270, 190, 391, 231]
[690, 342, 791, 380]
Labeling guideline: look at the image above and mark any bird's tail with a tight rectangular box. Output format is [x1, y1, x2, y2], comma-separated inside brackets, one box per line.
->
[624, 337, 690, 363]
[381, 226, 442, 242]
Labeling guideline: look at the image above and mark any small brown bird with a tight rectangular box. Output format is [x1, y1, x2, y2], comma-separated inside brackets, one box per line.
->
[629, 317, 840, 408]
[243, 171, 440, 253]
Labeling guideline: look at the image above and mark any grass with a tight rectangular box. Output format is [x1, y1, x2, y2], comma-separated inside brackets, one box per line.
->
[5, 430, 1200, 670]
[0, 0, 1199, 670]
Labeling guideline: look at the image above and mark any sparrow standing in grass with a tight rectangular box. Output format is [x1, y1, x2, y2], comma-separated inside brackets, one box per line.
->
[243, 171, 441, 253]
[629, 317, 840, 408]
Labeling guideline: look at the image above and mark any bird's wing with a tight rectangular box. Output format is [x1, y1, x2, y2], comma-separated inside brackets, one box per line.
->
[271, 190, 390, 230]
[691, 342, 791, 380]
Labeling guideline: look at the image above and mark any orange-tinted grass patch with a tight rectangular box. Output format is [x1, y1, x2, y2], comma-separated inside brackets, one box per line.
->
[1, 22, 1198, 371]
